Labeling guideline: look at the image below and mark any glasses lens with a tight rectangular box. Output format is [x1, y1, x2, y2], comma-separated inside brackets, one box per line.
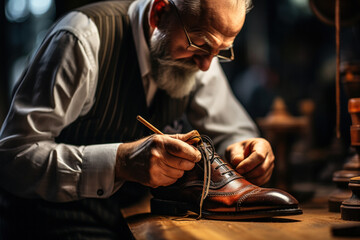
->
[188, 43, 234, 62]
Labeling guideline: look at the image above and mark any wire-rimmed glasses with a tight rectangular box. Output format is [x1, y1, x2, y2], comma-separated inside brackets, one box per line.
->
[168, 0, 235, 62]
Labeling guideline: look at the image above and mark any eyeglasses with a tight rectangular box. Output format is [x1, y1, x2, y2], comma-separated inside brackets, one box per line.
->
[168, 0, 235, 62]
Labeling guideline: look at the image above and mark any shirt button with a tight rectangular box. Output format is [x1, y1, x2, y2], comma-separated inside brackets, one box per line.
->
[97, 189, 104, 196]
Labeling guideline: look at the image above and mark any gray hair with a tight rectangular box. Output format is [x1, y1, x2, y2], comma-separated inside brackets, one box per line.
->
[245, 0, 254, 13]
[177, 0, 253, 16]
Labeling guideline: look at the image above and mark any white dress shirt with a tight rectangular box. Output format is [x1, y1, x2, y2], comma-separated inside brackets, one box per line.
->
[0, 0, 258, 202]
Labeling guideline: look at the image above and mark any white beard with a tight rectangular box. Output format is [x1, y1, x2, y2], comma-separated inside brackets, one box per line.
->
[150, 29, 198, 99]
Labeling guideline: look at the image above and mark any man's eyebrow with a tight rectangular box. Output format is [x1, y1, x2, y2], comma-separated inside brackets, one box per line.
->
[203, 35, 233, 50]
[189, 29, 233, 49]
[203, 36, 213, 47]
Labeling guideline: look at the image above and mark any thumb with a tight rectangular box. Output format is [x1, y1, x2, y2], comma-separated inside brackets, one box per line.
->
[226, 144, 246, 166]
[170, 130, 201, 145]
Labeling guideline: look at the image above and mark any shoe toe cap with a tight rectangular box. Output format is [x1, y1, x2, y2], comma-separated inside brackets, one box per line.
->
[239, 188, 299, 209]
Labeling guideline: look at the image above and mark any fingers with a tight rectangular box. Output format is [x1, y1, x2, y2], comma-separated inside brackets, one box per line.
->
[242, 160, 274, 186]
[149, 134, 200, 171]
[245, 168, 273, 186]
[234, 151, 262, 175]
[163, 138, 201, 162]
[170, 130, 200, 143]
[116, 134, 201, 188]
[226, 145, 245, 167]
[227, 138, 275, 185]
[152, 133, 201, 163]
[146, 142, 198, 187]
[152, 146, 196, 171]
[142, 134, 202, 188]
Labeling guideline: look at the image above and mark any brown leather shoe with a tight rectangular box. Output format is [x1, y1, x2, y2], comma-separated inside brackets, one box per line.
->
[151, 135, 302, 220]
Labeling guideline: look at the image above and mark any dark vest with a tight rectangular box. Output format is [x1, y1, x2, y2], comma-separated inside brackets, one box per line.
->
[56, 1, 190, 145]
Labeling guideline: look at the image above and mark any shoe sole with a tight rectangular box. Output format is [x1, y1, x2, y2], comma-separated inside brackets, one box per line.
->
[151, 198, 303, 220]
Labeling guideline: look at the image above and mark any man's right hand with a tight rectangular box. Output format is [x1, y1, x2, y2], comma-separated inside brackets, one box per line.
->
[115, 130, 201, 188]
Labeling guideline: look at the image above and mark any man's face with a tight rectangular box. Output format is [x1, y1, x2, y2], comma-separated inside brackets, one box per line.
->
[150, 24, 199, 99]
[149, 0, 246, 98]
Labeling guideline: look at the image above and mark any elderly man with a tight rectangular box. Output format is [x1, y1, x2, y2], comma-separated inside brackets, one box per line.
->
[0, 0, 300, 238]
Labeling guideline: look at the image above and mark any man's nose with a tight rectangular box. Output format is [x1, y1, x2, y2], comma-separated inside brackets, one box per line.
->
[193, 54, 214, 71]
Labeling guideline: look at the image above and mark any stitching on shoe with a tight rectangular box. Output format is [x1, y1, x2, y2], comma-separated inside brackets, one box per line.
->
[181, 174, 242, 189]
[207, 184, 257, 197]
[236, 188, 262, 210]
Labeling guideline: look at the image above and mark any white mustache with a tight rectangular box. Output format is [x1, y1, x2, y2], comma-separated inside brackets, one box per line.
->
[156, 56, 198, 71]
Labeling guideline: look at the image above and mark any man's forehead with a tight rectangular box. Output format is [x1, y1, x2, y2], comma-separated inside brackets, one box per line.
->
[183, 0, 246, 37]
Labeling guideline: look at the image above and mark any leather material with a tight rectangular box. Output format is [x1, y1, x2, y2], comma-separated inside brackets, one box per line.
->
[151, 142, 302, 219]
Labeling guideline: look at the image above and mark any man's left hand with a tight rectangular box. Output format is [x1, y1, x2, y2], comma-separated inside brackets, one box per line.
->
[225, 138, 274, 186]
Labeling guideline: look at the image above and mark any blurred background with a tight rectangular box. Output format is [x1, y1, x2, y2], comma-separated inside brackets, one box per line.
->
[1, 0, 360, 202]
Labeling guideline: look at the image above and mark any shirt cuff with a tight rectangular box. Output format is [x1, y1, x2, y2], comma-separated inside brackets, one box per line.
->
[79, 143, 123, 198]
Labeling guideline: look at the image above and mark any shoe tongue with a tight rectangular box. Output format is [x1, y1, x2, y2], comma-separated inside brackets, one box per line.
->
[203, 141, 215, 164]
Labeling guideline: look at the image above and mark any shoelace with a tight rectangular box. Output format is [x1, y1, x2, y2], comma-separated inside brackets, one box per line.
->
[186, 135, 215, 219]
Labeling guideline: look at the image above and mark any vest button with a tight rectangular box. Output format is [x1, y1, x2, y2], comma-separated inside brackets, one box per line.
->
[97, 189, 104, 196]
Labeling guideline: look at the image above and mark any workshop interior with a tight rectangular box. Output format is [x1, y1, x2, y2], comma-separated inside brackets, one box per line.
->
[1, 0, 360, 237]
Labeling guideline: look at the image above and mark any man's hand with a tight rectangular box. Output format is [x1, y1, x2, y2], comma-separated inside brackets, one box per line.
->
[225, 138, 275, 186]
[115, 131, 201, 188]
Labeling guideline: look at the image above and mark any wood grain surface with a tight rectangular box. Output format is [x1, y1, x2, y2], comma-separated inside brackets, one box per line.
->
[121, 190, 358, 240]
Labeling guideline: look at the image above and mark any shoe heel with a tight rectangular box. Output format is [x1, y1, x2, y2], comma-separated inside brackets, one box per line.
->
[150, 198, 190, 216]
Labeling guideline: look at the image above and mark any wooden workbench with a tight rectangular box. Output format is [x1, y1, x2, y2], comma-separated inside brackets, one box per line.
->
[121, 188, 360, 240]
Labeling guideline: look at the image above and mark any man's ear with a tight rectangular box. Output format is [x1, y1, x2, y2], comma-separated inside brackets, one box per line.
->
[149, 0, 170, 28]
